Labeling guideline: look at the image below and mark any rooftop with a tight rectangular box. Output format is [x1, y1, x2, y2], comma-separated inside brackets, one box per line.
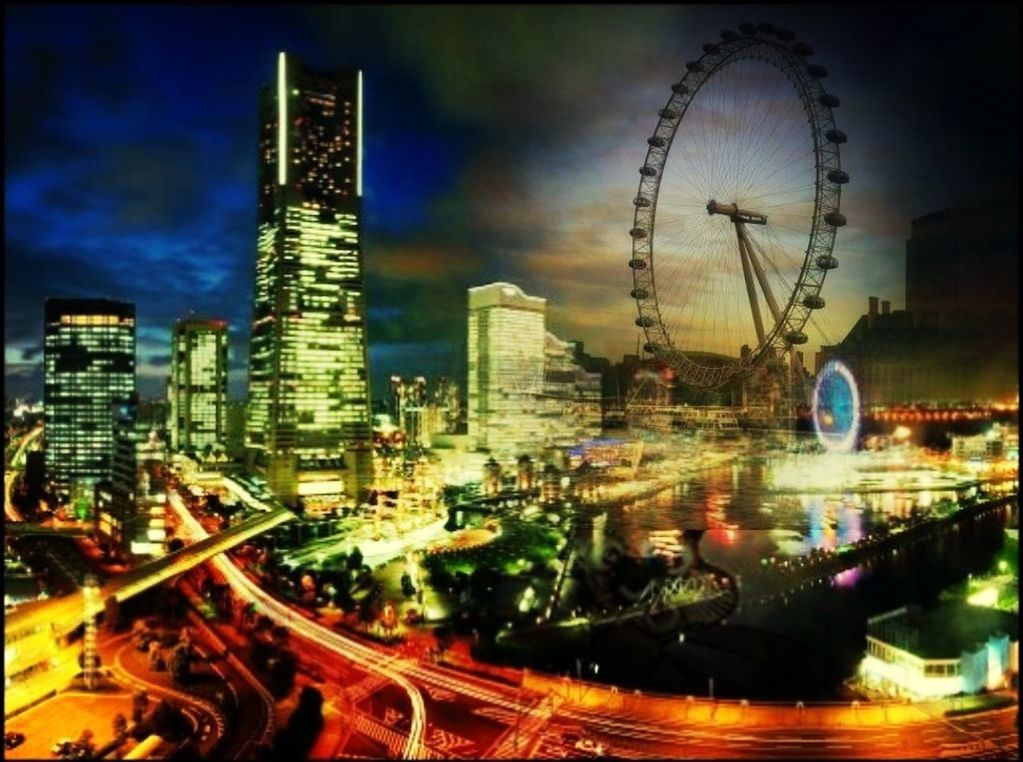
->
[868, 601, 1018, 659]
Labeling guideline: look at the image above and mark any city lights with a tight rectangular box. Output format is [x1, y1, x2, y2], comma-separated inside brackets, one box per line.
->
[3, 7, 1019, 762]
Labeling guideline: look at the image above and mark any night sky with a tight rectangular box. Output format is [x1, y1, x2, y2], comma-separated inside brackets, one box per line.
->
[5, 5, 1018, 401]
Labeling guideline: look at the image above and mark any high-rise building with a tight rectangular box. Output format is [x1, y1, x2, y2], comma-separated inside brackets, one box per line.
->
[541, 334, 602, 445]
[96, 397, 167, 555]
[246, 52, 372, 505]
[169, 318, 228, 454]
[906, 208, 1016, 331]
[468, 283, 547, 454]
[821, 207, 1018, 405]
[390, 375, 428, 449]
[43, 298, 135, 507]
[468, 283, 600, 455]
[430, 376, 461, 435]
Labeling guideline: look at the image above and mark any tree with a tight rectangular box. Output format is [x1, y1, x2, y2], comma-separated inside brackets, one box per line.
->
[132, 689, 149, 724]
[267, 650, 297, 698]
[271, 625, 290, 650]
[103, 595, 122, 632]
[77, 729, 95, 756]
[347, 546, 363, 571]
[151, 700, 189, 742]
[271, 685, 323, 758]
[148, 640, 164, 671]
[112, 713, 128, 740]
[169, 643, 191, 685]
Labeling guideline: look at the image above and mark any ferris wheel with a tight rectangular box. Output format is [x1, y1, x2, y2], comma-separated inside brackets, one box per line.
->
[629, 22, 847, 390]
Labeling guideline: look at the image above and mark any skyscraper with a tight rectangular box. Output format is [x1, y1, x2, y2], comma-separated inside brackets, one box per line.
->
[43, 298, 136, 507]
[246, 52, 372, 505]
[169, 318, 228, 454]
[390, 375, 428, 449]
[467, 283, 547, 454]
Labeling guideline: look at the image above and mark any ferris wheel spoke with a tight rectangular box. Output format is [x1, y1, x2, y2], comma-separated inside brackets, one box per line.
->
[634, 33, 844, 388]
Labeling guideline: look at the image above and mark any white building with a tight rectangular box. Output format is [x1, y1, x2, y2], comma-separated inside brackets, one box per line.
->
[541, 333, 602, 446]
[468, 283, 603, 456]
[468, 283, 547, 455]
[859, 604, 1018, 699]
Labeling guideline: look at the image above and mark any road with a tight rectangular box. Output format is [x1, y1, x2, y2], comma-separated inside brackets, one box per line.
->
[168, 487, 429, 758]
[103, 631, 226, 757]
[172, 475, 1022, 759]
[4, 424, 43, 521]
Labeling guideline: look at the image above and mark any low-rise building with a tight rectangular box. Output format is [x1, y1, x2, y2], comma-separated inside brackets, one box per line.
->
[860, 603, 1018, 698]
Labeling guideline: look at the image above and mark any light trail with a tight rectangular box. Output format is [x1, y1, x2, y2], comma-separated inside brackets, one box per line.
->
[5, 425, 44, 522]
[167, 488, 429, 759]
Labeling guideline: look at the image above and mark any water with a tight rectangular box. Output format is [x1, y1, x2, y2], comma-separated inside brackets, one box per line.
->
[530, 457, 1014, 700]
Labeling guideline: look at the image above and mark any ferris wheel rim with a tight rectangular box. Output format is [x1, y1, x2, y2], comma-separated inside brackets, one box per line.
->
[630, 24, 846, 390]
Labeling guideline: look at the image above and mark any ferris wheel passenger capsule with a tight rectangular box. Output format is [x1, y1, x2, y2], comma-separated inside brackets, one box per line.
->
[816, 255, 839, 270]
[785, 331, 809, 345]
[824, 212, 847, 227]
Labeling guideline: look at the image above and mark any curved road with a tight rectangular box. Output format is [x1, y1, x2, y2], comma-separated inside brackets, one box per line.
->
[171, 481, 1018, 759]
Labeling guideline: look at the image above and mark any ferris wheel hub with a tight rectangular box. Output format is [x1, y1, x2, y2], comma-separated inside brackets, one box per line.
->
[706, 199, 767, 225]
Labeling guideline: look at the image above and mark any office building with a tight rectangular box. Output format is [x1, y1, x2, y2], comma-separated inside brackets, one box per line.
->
[541, 334, 602, 445]
[96, 398, 168, 556]
[823, 209, 1018, 406]
[468, 283, 547, 454]
[467, 283, 602, 455]
[906, 208, 1016, 331]
[43, 298, 135, 507]
[426, 376, 461, 439]
[390, 375, 428, 449]
[169, 318, 228, 454]
[246, 51, 372, 506]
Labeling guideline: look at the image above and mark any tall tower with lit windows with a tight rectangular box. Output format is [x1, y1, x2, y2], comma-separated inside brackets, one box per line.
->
[246, 52, 372, 507]
[43, 298, 136, 508]
[169, 318, 228, 454]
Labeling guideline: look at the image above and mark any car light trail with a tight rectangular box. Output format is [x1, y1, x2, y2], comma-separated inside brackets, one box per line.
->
[168, 488, 428, 759]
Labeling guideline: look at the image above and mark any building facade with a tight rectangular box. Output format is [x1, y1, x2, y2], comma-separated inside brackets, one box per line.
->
[467, 283, 603, 455]
[389, 375, 428, 449]
[468, 283, 548, 454]
[860, 604, 1018, 699]
[431, 376, 462, 435]
[43, 298, 135, 507]
[96, 398, 168, 556]
[822, 209, 1017, 406]
[169, 318, 228, 454]
[246, 52, 372, 505]
[541, 333, 602, 446]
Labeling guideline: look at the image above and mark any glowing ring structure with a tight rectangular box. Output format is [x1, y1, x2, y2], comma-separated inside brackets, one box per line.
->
[812, 359, 860, 452]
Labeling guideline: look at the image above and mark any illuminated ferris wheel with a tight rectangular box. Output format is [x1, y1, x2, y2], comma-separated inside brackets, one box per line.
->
[629, 22, 848, 390]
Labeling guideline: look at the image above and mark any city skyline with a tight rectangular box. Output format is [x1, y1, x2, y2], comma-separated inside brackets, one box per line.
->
[5, 5, 1019, 402]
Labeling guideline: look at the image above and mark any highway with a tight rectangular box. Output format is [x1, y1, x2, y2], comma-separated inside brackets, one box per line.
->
[163, 474, 1021, 760]
[4, 424, 43, 521]
[9, 450, 1012, 759]
[4, 504, 296, 711]
[167, 486, 430, 758]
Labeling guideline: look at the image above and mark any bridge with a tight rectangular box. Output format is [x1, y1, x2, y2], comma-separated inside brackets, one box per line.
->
[4, 504, 295, 710]
[5, 520, 94, 537]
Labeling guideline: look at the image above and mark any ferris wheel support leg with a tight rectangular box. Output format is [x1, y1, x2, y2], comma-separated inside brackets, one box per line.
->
[740, 225, 783, 325]
[736, 225, 766, 345]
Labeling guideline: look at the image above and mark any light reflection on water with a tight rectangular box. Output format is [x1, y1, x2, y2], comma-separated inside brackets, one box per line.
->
[595, 456, 960, 584]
